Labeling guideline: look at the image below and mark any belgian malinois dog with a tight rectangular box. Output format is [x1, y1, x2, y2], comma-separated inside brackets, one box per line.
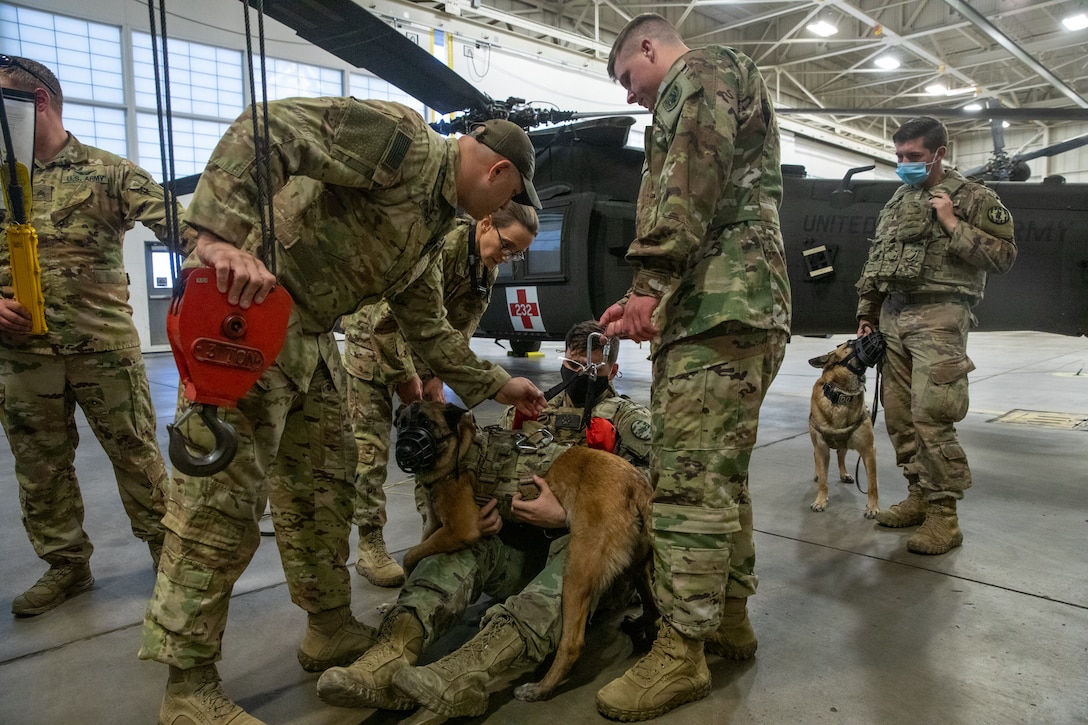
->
[808, 343, 880, 518]
[395, 401, 657, 702]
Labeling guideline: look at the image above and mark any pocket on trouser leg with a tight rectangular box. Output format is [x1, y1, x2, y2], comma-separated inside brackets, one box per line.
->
[651, 502, 737, 639]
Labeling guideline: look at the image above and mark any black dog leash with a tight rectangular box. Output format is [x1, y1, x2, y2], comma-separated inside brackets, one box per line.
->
[852, 361, 882, 495]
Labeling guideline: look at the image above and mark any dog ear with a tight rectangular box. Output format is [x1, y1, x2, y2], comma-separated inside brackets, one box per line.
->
[442, 404, 470, 431]
[808, 353, 831, 368]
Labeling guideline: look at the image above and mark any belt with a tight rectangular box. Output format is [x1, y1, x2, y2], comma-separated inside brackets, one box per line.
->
[887, 291, 968, 306]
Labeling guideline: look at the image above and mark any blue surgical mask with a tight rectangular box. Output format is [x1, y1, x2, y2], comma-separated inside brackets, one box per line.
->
[896, 159, 933, 187]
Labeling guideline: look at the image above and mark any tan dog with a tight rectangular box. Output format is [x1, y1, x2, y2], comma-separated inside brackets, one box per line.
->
[808, 343, 879, 518]
[395, 401, 657, 702]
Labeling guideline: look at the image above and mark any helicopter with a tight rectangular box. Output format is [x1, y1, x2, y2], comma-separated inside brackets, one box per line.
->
[234, 0, 1088, 351]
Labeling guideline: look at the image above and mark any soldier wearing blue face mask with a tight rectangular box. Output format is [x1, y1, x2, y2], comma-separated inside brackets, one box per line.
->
[855, 116, 1017, 556]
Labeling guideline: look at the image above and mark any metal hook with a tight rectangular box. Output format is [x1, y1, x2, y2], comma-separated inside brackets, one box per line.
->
[167, 403, 239, 477]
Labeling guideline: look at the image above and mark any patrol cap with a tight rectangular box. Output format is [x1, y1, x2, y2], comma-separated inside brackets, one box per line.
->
[468, 119, 541, 209]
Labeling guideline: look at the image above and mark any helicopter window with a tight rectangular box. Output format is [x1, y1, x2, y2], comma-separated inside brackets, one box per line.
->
[525, 210, 563, 275]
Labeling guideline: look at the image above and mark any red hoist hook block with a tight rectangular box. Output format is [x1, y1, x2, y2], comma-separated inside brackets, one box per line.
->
[166, 266, 294, 477]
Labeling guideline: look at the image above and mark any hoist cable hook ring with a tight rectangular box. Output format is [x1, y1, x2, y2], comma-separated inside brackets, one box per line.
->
[167, 404, 239, 477]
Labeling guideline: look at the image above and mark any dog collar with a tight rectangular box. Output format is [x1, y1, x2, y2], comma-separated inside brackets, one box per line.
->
[822, 382, 861, 405]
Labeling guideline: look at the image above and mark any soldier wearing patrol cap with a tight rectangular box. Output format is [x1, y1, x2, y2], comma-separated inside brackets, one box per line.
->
[856, 116, 1017, 555]
[138, 96, 545, 724]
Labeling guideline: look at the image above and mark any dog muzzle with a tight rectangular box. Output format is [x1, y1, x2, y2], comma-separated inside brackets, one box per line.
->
[842, 331, 887, 375]
[395, 406, 439, 473]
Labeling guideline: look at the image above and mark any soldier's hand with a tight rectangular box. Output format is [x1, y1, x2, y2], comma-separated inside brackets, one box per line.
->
[396, 375, 423, 404]
[512, 475, 568, 528]
[929, 192, 958, 234]
[857, 320, 877, 337]
[422, 376, 447, 403]
[599, 301, 626, 331]
[0, 298, 33, 334]
[609, 293, 660, 343]
[495, 377, 545, 418]
[194, 230, 278, 308]
[478, 498, 503, 536]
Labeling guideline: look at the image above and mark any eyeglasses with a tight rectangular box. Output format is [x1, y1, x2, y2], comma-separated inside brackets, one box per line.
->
[0, 55, 60, 97]
[496, 227, 525, 262]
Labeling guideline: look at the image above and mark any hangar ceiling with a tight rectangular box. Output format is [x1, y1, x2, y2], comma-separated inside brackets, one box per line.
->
[398, 0, 1088, 158]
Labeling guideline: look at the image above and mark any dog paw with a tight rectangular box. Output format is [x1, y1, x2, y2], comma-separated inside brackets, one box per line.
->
[810, 501, 827, 512]
[840, 474, 855, 484]
[864, 507, 879, 519]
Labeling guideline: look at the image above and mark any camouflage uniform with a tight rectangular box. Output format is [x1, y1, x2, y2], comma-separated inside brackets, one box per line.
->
[857, 168, 1016, 499]
[629, 46, 791, 639]
[376, 385, 649, 655]
[140, 99, 510, 669]
[0, 134, 170, 567]
[342, 219, 495, 533]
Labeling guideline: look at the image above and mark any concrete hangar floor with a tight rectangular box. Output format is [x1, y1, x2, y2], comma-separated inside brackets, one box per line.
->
[1, 331, 1085, 724]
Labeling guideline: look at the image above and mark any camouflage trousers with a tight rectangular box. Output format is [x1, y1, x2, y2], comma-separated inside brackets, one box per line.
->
[140, 358, 356, 669]
[0, 347, 167, 565]
[879, 296, 974, 499]
[484, 533, 634, 663]
[346, 373, 396, 530]
[386, 534, 546, 649]
[649, 324, 787, 640]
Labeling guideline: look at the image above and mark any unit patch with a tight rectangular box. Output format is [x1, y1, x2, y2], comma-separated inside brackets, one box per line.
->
[661, 84, 682, 112]
[987, 205, 1011, 226]
[630, 418, 652, 441]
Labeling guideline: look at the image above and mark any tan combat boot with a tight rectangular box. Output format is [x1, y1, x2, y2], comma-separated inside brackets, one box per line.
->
[297, 605, 378, 672]
[158, 664, 266, 725]
[907, 497, 963, 555]
[356, 527, 405, 587]
[392, 615, 526, 718]
[11, 562, 94, 616]
[317, 610, 424, 710]
[876, 479, 928, 528]
[704, 597, 757, 660]
[596, 621, 711, 722]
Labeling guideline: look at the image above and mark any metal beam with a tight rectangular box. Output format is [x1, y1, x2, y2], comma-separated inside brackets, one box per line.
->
[938, 0, 1088, 109]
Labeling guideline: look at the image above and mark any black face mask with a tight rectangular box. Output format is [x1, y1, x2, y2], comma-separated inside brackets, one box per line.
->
[560, 365, 611, 407]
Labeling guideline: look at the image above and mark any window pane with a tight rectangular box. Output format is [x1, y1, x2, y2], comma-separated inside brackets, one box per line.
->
[255, 57, 342, 100]
[0, 3, 121, 105]
[132, 32, 244, 119]
[65, 103, 127, 158]
[137, 112, 230, 181]
[349, 73, 425, 117]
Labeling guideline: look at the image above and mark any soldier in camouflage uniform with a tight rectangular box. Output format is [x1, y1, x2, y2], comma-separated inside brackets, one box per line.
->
[598, 15, 791, 720]
[137, 98, 546, 725]
[856, 116, 1016, 556]
[342, 203, 538, 588]
[317, 321, 653, 715]
[0, 58, 171, 617]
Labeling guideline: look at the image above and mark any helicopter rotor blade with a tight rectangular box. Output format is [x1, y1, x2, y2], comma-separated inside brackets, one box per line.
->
[1012, 133, 1088, 163]
[243, 0, 492, 115]
[777, 106, 1088, 122]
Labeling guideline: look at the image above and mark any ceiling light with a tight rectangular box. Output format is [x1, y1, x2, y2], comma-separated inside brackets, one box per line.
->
[1002, 120, 1011, 128]
[875, 56, 900, 70]
[925, 83, 948, 96]
[807, 20, 838, 37]
[1062, 13, 1088, 31]
[964, 103, 983, 112]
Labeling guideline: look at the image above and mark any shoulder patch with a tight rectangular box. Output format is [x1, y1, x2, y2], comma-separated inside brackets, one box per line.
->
[987, 205, 1011, 226]
[630, 418, 652, 441]
[661, 84, 682, 113]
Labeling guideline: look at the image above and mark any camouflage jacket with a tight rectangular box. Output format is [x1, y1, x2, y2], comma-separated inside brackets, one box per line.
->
[0, 134, 181, 355]
[183, 98, 507, 406]
[341, 218, 497, 387]
[856, 168, 1017, 319]
[498, 385, 652, 468]
[628, 46, 791, 347]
